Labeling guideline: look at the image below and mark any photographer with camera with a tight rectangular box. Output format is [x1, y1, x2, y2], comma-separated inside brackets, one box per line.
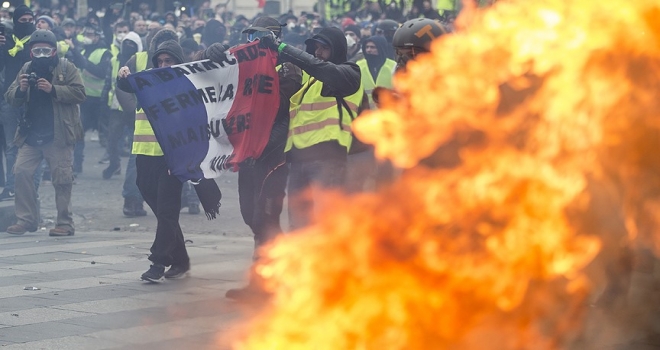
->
[4, 29, 86, 236]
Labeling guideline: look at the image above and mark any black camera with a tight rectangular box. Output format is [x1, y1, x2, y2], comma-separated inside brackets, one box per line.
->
[28, 72, 38, 88]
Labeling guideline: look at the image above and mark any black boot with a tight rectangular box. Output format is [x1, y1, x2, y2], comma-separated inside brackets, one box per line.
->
[123, 197, 136, 217]
[134, 200, 147, 217]
[102, 163, 121, 180]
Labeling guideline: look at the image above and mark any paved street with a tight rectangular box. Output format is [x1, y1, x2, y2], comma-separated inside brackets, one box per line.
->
[0, 136, 257, 349]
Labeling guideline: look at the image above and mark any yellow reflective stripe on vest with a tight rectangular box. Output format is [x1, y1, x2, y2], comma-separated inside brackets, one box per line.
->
[288, 118, 352, 137]
[290, 100, 359, 119]
[357, 58, 395, 108]
[132, 109, 163, 156]
[81, 48, 108, 97]
[286, 78, 362, 152]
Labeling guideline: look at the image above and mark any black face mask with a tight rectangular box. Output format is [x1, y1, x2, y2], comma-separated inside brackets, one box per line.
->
[120, 42, 138, 64]
[14, 22, 35, 38]
[31, 55, 57, 75]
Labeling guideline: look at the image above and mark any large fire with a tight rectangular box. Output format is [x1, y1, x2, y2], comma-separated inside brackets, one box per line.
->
[232, 0, 660, 348]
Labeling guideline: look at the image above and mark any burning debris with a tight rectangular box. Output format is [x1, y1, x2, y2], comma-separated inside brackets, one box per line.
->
[233, 0, 660, 348]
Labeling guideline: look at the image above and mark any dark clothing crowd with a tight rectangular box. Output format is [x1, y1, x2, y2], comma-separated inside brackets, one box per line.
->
[0, 0, 456, 294]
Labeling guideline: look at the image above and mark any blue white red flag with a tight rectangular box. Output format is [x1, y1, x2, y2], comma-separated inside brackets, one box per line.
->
[127, 41, 280, 183]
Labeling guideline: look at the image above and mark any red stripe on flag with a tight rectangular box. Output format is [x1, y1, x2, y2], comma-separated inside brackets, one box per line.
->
[226, 41, 281, 171]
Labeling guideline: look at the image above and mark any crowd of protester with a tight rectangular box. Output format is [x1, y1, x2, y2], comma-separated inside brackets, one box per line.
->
[0, 0, 456, 292]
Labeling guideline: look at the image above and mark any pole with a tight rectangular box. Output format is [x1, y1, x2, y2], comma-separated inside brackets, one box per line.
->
[318, 0, 325, 20]
[78, 0, 88, 19]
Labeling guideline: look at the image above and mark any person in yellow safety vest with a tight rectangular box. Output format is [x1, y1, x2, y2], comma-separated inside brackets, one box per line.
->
[113, 29, 178, 218]
[0, 5, 37, 202]
[109, 21, 130, 59]
[260, 27, 362, 230]
[117, 32, 197, 282]
[324, 0, 352, 21]
[356, 36, 396, 109]
[102, 31, 142, 184]
[346, 35, 396, 193]
[72, 24, 111, 175]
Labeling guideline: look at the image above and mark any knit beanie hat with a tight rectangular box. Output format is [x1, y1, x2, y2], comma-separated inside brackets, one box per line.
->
[13, 5, 33, 25]
[344, 24, 362, 39]
[37, 15, 55, 29]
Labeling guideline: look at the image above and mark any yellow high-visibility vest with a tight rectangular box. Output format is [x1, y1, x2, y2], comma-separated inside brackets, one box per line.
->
[107, 57, 121, 110]
[286, 78, 363, 152]
[80, 47, 108, 97]
[132, 51, 163, 156]
[356, 58, 396, 108]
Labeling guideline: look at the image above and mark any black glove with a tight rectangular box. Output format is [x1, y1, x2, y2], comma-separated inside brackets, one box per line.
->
[207, 43, 229, 63]
[239, 157, 257, 169]
[258, 33, 281, 51]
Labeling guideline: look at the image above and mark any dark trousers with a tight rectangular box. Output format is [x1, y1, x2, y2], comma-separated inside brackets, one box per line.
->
[73, 96, 103, 171]
[287, 158, 346, 230]
[106, 109, 133, 167]
[136, 155, 188, 267]
[238, 160, 288, 255]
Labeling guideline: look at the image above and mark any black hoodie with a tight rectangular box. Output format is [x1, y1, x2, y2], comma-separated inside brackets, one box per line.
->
[117, 29, 179, 94]
[278, 26, 362, 161]
[361, 35, 389, 81]
[281, 27, 360, 98]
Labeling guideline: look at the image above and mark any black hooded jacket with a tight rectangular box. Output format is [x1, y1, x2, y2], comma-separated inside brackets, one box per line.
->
[278, 27, 362, 161]
[117, 29, 178, 93]
[361, 35, 389, 81]
[74, 39, 112, 80]
[0, 5, 35, 95]
[281, 27, 360, 98]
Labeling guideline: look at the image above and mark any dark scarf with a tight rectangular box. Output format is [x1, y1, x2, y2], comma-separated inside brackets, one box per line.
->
[193, 178, 222, 220]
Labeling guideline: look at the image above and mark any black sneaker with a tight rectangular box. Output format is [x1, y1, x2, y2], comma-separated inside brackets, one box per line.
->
[102, 163, 121, 179]
[225, 285, 270, 302]
[140, 264, 165, 282]
[164, 264, 190, 279]
[0, 189, 15, 201]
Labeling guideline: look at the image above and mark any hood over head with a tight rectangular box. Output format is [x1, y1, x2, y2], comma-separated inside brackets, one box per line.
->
[147, 28, 178, 54]
[202, 19, 227, 47]
[151, 39, 185, 66]
[122, 31, 143, 53]
[362, 35, 388, 61]
[304, 27, 347, 64]
[13, 5, 33, 25]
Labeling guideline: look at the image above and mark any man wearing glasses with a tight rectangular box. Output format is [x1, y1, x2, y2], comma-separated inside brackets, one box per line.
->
[0, 5, 37, 202]
[4, 29, 85, 236]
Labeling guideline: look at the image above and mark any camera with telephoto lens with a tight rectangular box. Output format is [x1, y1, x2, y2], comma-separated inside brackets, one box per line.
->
[28, 72, 39, 88]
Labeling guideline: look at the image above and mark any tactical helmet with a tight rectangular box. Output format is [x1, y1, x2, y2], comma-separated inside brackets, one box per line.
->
[392, 18, 447, 52]
[29, 29, 57, 47]
[375, 19, 399, 39]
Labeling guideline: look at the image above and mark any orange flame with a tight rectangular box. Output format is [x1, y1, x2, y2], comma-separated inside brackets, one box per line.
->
[233, 0, 660, 348]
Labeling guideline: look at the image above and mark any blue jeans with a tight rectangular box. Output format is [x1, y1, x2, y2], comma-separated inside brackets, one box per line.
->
[287, 158, 346, 230]
[122, 153, 142, 200]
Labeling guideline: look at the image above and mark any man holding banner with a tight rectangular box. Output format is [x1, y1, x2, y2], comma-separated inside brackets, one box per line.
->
[119, 35, 282, 282]
[118, 39, 193, 282]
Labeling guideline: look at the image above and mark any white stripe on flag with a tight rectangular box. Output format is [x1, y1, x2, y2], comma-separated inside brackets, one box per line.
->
[183, 56, 240, 177]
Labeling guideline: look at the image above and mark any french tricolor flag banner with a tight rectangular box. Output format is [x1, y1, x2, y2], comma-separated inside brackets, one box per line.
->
[127, 41, 280, 183]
